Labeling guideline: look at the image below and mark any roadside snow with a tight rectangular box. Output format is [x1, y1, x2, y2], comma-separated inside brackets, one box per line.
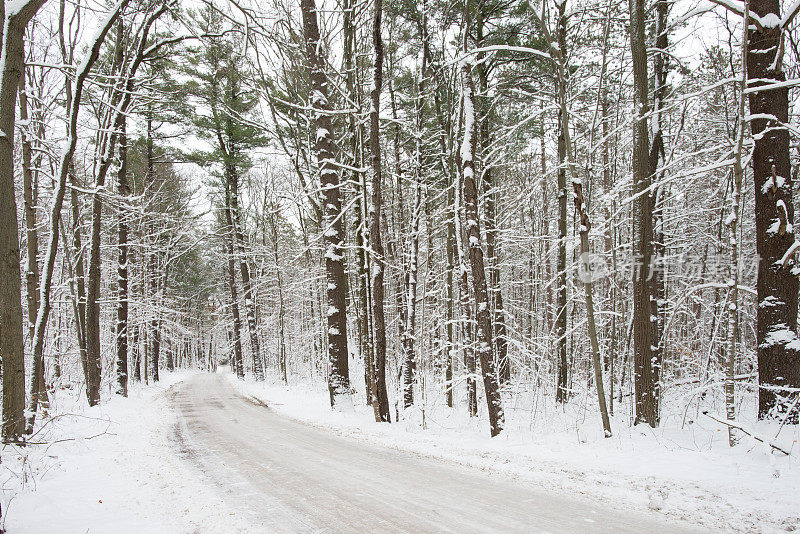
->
[1, 371, 254, 534]
[230, 372, 800, 534]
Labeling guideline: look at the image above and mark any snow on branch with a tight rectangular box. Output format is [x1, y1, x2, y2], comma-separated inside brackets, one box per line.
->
[706, 0, 763, 30]
[455, 44, 552, 64]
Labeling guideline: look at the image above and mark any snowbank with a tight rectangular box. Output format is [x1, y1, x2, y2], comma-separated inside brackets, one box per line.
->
[1, 370, 254, 533]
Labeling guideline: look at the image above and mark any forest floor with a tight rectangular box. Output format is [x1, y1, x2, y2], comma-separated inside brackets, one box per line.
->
[2, 369, 798, 533]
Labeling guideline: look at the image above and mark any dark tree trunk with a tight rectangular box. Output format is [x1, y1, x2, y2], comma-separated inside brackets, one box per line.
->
[555, 109, 568, 404]
[146, 115, 160, 382]
[369, 0, 391, 422]
[116, 105, 129, 396]
[224, 185, 245, 379]
[629, 0, 659, 426]
[300, 0, 351, 406]
[0, 0, 47, 441]
[460, 61, 504, 437]
[476, 2, 509, 386]
[84, 16, 128, 404]
[748, 0, 800, 420]
[554, 1, 569, 404]
[20, 65, 46, 426]
[228, 162, 263, 381]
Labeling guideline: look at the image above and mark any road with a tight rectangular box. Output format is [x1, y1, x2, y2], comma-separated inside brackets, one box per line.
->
[171, 373, 698, 533]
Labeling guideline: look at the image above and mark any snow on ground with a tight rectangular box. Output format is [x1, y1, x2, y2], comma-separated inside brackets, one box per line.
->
[3, 364, 797, 533]
[230, 370, 800, 534]
[1, 370, 255, 534]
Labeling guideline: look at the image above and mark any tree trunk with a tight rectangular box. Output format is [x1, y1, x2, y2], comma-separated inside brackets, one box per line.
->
[0, 0, 47, 441]
[574, 182, 613, 437]
[229, 165, 264, 381]
[84, 15, 128, 405]
[554, 2, 569, 403]
[650, 0, 669, 418]
[369, 0, 391, 422]
[115, 94, 129, 396]
[146, 114, 160, 382]
[224, 184, 245, 379]
[726, 1, 748, 444]
[460, 61, 504, 437]
[555, 107, 568, 403]
[748, 0, 800, 421]
[476, 2, 509, 386]
[300, 0, 351, 407]
[629, 0, 659, 426]
[20, 64, 46, 428]
[402, 187, 421, 408]
[267, 208, 288, 384]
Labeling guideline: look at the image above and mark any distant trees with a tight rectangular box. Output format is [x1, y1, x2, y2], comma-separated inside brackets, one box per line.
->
[181, 7, 268, 380]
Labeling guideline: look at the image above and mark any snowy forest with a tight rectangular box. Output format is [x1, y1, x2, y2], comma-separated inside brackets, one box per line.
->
[0, 0, 799, 531]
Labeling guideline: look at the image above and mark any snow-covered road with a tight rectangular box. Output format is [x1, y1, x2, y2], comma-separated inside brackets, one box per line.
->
[172, 374, 700, 533]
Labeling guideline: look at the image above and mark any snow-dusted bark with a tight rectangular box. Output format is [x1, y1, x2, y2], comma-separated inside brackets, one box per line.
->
[454, 140, 477, 418]
[475, 5, 509, 387]
[0, 0, 47, 440]
[229, 165, 264, 381]
[747, 0, 800, 421]
[300, 0, 351, 406]
[459, 60, 504, 437]
[629, 0, 659, 426]
[116, 92, 129, 397]
[573, 182, 613, 437]
[553, 1, 569, 405]
[369, 0, 390, 422]
[20, 64, 46, 426]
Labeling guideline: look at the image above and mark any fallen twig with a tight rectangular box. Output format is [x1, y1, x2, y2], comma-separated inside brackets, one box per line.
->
[702, 412, 791, 455]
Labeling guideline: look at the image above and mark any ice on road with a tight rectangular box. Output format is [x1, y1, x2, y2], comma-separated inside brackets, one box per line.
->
[172, 374, 699, 533]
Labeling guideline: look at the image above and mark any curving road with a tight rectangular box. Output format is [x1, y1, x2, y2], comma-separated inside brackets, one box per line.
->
[171, 373, 698, 533]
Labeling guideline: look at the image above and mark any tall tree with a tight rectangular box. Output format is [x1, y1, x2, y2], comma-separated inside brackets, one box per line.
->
[300, 0, 351, 406]
[460, 56, 504, 437]
[747, 0, 800, 420]
[369, 0, 391, 422]
[629, 0, 659, 426]
[0, 0, 47, 441]
[183, 14, 266, 380]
